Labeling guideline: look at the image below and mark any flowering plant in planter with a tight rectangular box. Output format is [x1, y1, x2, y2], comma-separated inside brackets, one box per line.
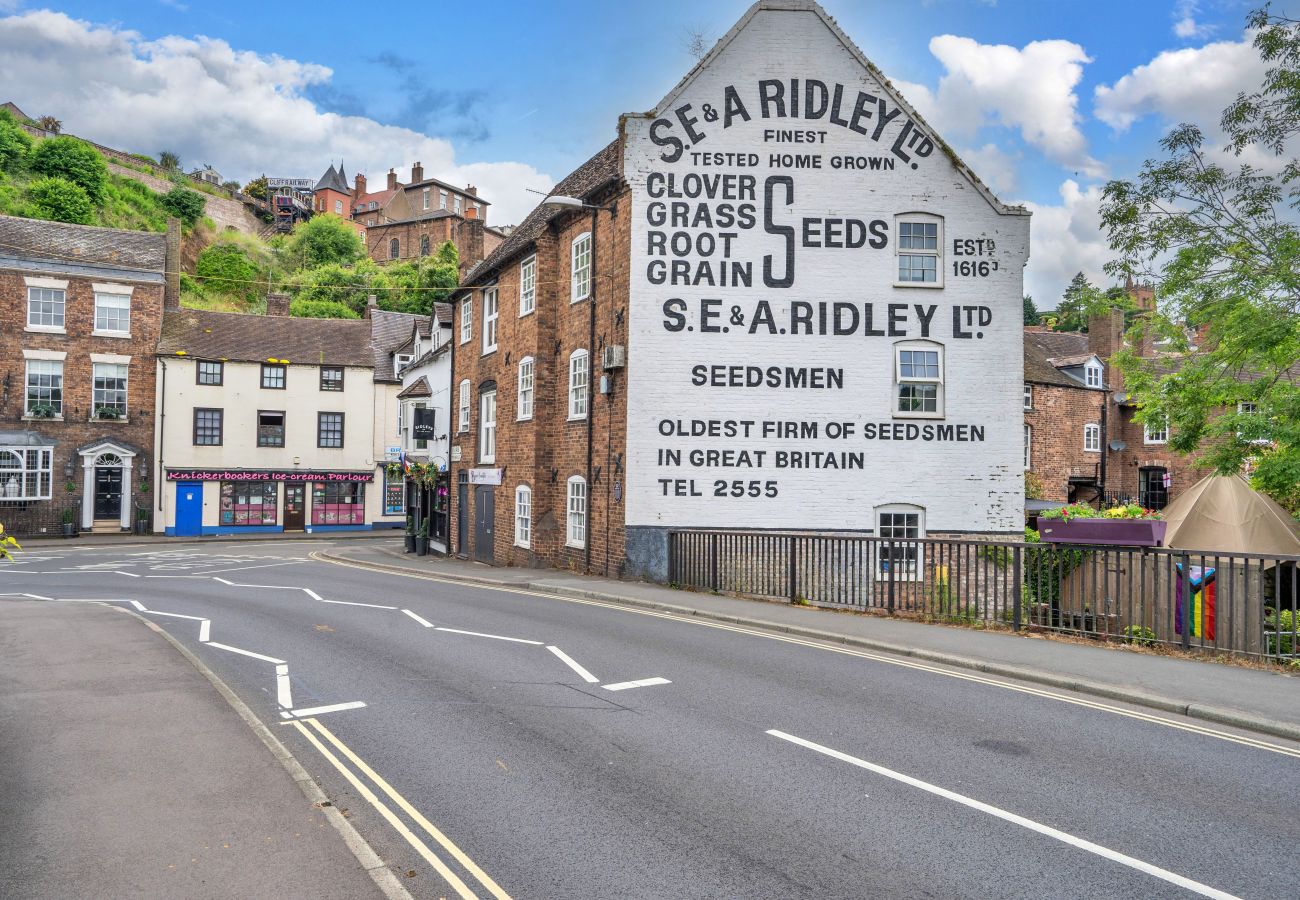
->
[1039, 503, 1166, 546]
[1041, 503, 1163, 522]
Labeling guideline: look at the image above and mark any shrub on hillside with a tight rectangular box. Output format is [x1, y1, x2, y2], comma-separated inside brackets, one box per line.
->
[27, 177, 93, 224]
[196, 241, 261, 303]
[160, 186, 205, 226]
[290, 298, 361, 319]
[286, 214, 364, 269]
[286, 261, 372, 313]
[0, 109, 33, 171]
[29, 136, 107, 202]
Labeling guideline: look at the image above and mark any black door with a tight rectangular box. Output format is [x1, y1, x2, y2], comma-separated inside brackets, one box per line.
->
[474, 485, 494, 564]
[457, 473, 468, 557]
[94, 467, 122, 519]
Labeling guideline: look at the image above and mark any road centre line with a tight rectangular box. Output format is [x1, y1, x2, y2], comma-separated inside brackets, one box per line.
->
[306, 717, 513, 900]
[205, 641, 286, 665]
[291, 701, 368, 717]
[199, 619, 210, 642]
[276, 664, 293, 709]
[602, 677, 671, 691]
[434, 626, 542, 645]
[402, 609, 435, 627]
[326, 598, 399, 610]
[546, 646, 600, 683]
[766, 729, 1240, 900]
[144, 609, 206, 622]
[311, 553, 1300, 759]
[186, 561, 305, 575]
[289, 719, 481, 900]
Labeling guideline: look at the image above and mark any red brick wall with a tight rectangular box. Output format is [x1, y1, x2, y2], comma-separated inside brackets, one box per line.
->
[450, 185, 630, 575]
[1023, 382, 1105, 503]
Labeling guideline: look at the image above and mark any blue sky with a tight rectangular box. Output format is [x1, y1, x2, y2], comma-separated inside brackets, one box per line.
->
[0, 0, 1293, 302]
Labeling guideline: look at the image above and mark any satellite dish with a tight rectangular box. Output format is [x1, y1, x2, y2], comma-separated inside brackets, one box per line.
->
[1113, 392, 1128, 404]
[1109, 440, 1126, 451]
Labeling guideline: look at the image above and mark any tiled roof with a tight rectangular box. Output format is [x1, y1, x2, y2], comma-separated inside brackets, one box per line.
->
[369, 308, 424, 383]
[158, 309, 373, 367]
[396, 376, 432, 399]
[404, 177, 491, 205]
[1049, 353, 1097, 368]
[315, 164, 350, 194]
[1024, 335, 1085, 389]
[0, 214, 167, 273]
[1024, 330, 1089, 358]
[432, 302, 454, 326]
[462, 139, 621, 286]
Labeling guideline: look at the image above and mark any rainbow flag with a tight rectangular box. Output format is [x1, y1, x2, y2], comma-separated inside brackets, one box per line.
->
[1175, 565, 1216, 640]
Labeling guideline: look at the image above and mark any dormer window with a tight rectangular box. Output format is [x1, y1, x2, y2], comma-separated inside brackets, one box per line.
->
[1085, 361, 1102, 388]
[394, 353, 412, 378]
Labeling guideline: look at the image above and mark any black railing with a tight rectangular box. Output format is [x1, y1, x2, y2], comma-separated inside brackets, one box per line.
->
[667, 530, 1300, 661]
[0, 499, 82, 537]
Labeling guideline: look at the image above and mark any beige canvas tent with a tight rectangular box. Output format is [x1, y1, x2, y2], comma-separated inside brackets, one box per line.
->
[1161, 474, 1300, 555]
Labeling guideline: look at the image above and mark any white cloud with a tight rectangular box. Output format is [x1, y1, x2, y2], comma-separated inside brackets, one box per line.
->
[1172, 1, 1214, 40]
[1019, 179, 1111, 305]
[957, 142, 1020, 195]
[902, 35, 1103, 177]
[0, 10, 553, 224]
[1094, 35, 1265, 134]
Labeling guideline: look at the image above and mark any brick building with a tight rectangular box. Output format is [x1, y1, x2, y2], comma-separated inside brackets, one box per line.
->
[450, 1, 1032, 581]
[0, 214, 174, 532]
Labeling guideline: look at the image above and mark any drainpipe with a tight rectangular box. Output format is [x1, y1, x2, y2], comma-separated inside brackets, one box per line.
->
[157, 358, 167, 514]
[448, 296, 458, 555]
[1099, 389, 1108, 502]
[585, 204, 597, 575]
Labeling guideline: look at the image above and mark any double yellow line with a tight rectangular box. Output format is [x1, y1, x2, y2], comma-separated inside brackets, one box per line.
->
[290, 717, 511, 900]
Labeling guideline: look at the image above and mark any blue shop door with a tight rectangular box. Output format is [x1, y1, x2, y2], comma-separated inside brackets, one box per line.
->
[174, 482, 203, 536]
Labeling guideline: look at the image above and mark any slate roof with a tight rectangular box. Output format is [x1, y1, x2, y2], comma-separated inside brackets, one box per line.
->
[432, 302, 454, 326]
[314, 163, 350, 194]
[396, 376, 432, 399]
[1049, 352, 1098, 368]
[158, 309, 374, 368]
[1024, 330, 1089, 358]
[369, 308, 425, 383]
[462, 139, 621, 287]
[0, 214, 167, 274]
[1024, 335, 1088, 389]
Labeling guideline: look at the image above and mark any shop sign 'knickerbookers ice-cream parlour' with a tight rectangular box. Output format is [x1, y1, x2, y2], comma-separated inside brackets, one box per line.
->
[620, 0, 1030, 544]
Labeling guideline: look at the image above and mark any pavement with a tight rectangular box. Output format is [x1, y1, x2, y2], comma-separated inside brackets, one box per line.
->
[321, 540, 1300, 742]
[0, 600, 407, 900]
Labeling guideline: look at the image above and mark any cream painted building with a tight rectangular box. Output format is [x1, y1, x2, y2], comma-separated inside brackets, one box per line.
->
[153, 307, 384, 536]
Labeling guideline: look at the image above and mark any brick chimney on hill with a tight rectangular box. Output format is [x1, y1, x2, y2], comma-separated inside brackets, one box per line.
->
[353, 172, 366, 203]
[411, 161, 423, 183]
[266, 292, 290, 316]
[387, 168, 398, 191]
[164, 217, 181, 310]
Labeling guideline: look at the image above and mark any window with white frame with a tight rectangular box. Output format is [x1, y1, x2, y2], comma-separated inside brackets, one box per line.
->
[1084, 422, 1101, 452]
[92, 363, 128, 416]
[517, 357, 534, 420]
[894, 342, 943, 417]
[335, 199, 343, 214]
[1023, 383, 1033, 410]
[1144, 418, 1168, 445]
[895, 215, 942, 285]
[482, 288, 498, 354]
[1024, 424, 1032, 470]
[571, 232, 592, 302]
[479, 388, 496, 463]
[25, 359, 63, 416]
[568, 349, 589, 419]
[460, 298, 473, 344]
[27, 286, 65, 329]
[396, 400, 405, 441]
[0, 446, 53, 500]
[439, 189, 447, 209]
[514, 485, 532, 548]
[453, 195, 462, 214]
[394, 353, 412, 379]
[1085, 361, 1103, 388]
[458, 380, 470, 432]
[876, 505, 924, 579]
[94, 292, 131, 335]
[422, 187, 430, 210]
[567, 476, 587, 548]
[1237, 401, 1270, 444]
[519, 255, 536, 316]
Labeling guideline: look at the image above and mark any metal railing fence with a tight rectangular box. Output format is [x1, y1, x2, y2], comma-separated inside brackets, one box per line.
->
[0, 499, 82, 537]
[667, 529, 1300, 661]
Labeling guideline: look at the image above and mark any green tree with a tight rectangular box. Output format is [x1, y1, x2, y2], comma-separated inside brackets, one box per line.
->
[196, 241, 262, 304]
[290, 298, 362, 319]
[160, 186, 206, 226]
[243, 176, 268, 200]
[1099, 5, 1300, 508]
[1023, 294, 1040, 326]
[1052, 272, 1093, 333]
[286, 214, 364, 269]
[36, 115, 62, 134]
[0, 109, 33, 171]
[29, 136, 107, 202]
[158, 150, 181, 171]
[286, 261, 372, 312]
[27, 177, 93, 224]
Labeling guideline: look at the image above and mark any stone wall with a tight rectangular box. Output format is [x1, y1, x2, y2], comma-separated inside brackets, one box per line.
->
[106, 163, 263, 236]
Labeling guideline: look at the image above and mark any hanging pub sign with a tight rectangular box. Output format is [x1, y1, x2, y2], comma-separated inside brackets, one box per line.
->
[620, 1, 1030, 541]
[412, 407, 436, 441]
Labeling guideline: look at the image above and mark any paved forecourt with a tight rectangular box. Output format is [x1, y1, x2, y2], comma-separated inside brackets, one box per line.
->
[2, 540, 1296, 899]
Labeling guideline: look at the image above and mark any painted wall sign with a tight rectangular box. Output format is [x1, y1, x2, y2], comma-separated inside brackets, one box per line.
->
[166, 469, 373, 483]
[621, 3, 1029, 534]
[466, 468, 503, 485]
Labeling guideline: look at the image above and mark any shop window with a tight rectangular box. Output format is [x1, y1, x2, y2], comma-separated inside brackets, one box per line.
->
[312, 482, 365, 525]
[220, 481, 277, 525]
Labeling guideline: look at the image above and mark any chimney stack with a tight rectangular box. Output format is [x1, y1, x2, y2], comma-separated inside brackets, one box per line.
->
[266, 292, 290, 317]
[164, 217, 181, 310]
[465, 204, 477, 220]
[465, 184, 477, 197]
[387, 168, 398, 191]
[365, 294, 377, 320]
[353, 172, 366, 202]
[411, 161, 423, 183]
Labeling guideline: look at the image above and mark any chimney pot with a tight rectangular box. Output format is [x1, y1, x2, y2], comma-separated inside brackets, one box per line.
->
[465, 184, 477, 197]
[266, 292, 290, 317]
[387, 168, 398, 191]
[365, 294, 377, 320]
[411, 161, 424, 183]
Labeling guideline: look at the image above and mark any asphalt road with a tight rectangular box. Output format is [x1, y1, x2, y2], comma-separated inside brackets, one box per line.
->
[3, 539, 1298, 900]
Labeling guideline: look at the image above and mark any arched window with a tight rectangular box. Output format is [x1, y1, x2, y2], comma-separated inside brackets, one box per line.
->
[517, 356, 534, 421]
[420, 234, 431, 256]
[568, 349, 589, 419]
[566, 476, 587, 548]
[514, 485, 532, 548]
[389, 237, 400, 259]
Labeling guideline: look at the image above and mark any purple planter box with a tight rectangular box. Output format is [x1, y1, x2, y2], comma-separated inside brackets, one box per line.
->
[1038, 518, 1167, 547]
